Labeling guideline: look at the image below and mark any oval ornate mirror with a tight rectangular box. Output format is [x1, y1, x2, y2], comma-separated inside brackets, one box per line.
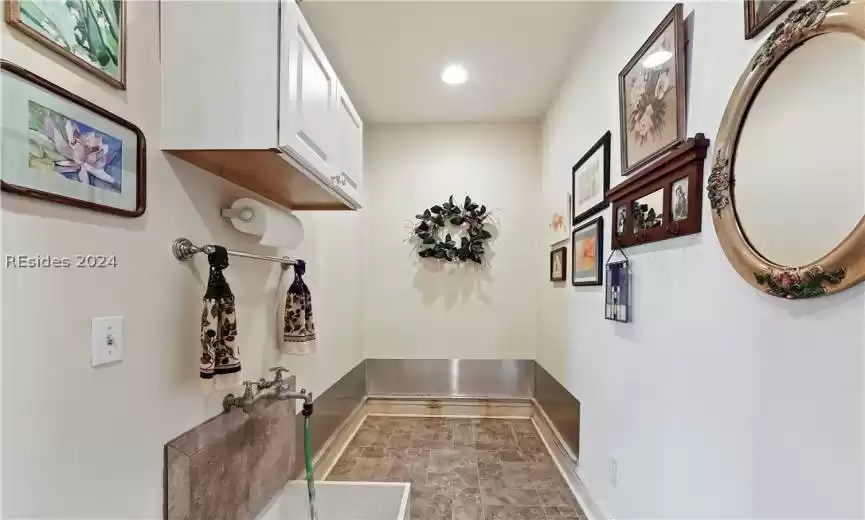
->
[710, 0, 865, 298]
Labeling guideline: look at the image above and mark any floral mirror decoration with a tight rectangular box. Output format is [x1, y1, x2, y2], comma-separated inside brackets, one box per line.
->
[710, 0, 865, 299]
[411, 195, 493, 264]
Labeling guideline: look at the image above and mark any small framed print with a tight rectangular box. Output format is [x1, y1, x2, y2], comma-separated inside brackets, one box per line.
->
[0, 61, 145, 216]
[633, 188, 664, 235]
[572, 216, 603, 287]
[615, 206, 628, 237]
[671, 177, 688, 222]
[550, 246, 567, 282]
[744, 0, 794, 40]
[549, 192, 571, 246]
[572, 131, 611, 224]
[605, 260, 631, 322]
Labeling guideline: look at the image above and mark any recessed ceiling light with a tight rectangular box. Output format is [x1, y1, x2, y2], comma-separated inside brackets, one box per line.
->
[441, 64, 468, 85]
[642, 50, 673, 69]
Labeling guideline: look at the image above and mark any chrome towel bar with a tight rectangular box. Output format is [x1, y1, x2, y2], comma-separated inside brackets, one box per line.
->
[172, 237, 299, 268]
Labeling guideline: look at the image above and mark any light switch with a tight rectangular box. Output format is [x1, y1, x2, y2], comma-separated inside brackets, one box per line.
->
[91, 316, 123, 367]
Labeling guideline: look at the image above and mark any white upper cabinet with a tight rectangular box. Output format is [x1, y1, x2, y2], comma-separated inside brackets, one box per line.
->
[334, 82, 364, 207]
[161, 0, 363, 210]
[161, 0, 280, 150]
[279, 1, 339, 183]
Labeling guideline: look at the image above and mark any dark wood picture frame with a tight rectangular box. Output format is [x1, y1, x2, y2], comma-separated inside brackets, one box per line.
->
[618, 4, 686, 177]
[0, 60, 146, 217]
[4, 0, 127, 90]
[572, 216, 603, 287]
[744, 0, 794, 40]
[550, 246, 567, 282]
[608, 134, 708, 250]
[571, 130, 611, 225]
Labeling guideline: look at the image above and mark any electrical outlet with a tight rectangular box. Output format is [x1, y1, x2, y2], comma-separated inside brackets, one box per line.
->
[92, 316, 123, 366]
[609, 456, 619, 488]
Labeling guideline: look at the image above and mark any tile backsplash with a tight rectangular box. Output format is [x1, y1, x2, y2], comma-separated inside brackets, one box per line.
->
[165, 380, 297, 520]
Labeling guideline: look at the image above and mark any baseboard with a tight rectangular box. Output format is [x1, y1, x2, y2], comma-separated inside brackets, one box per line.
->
[365, 396, 534, 418]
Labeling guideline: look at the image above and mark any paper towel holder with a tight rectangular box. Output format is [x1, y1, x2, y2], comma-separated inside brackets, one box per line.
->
[220, 206, 255, 223]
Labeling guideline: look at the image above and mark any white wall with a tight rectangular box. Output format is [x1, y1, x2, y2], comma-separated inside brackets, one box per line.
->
[0, 3, 363, 517]
[363, 124, 540, 360]
[539, 2, 865, 519]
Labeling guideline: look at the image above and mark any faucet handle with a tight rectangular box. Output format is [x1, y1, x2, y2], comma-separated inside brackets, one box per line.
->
[269, 366, 290, 383]
[241, 380, 258, 395]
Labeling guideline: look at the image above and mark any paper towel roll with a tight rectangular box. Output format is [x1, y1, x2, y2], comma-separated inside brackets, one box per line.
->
[227, 198, 304, 249]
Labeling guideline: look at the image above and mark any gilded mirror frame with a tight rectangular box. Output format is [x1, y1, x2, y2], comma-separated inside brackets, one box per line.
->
[710, 0, 865, 299]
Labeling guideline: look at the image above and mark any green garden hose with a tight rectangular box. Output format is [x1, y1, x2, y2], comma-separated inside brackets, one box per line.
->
[302, 403, 318, 520]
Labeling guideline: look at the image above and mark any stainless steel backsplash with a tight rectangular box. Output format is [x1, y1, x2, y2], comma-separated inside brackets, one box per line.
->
[290, 360, 367, 477]
[534, 363, 581, 460]
[365, 358, 536, 398]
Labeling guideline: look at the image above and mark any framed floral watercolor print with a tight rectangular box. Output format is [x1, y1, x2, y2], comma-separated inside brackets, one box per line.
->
[0, 61, 145, 216]
[550, 246, 567, 282]
[5, 0, 126, 89]
[618, 4, 686, 176]
[571, 131, 611, 225]
[744, 0, 794, 40]
[572, 216, 603, 287]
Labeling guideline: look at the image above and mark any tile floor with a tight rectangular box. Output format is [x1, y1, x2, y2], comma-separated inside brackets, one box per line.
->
[326, 416, 587, 520]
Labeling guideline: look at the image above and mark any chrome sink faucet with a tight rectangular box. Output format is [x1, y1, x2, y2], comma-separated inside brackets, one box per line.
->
[271, 366, 314, 404]
[223, 366, 313, 413]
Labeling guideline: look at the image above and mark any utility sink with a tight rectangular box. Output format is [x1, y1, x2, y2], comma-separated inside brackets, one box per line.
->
[256, 481, 410, 520]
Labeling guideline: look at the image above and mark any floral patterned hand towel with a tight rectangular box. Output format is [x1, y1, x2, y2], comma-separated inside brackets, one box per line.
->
[281, 260, 316, 354]
[200, 246, 241, 392]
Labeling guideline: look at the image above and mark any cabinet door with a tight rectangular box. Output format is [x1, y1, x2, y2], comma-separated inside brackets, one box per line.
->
[279, 1, 338, 179]
[334, 82, 364, 207]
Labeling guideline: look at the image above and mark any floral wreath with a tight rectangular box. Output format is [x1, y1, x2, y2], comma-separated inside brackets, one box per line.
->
[412, 195, 492, 263]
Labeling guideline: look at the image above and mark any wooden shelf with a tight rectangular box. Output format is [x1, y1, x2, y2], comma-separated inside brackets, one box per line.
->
[165, 149, 352, 211]
[606, 134, 710, 249]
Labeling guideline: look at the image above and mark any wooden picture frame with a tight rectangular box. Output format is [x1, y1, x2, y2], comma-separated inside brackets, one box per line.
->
[744, 0, 794, 40]
[0, 60, 145, 216]
[571, 131, 611, 225]
[618, 4, 686, 177]
[5, 0, 126, 89]
[608, 134, 709, 250]
[572, 216, 603, 287]
[550, 246, 567, 282]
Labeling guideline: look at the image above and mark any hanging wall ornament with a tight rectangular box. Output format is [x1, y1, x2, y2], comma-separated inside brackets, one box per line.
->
[605, 248, 632, 323]
[411, 195, 493, 264]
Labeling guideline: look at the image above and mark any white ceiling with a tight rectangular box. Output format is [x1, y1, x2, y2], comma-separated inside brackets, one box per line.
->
[301, 1, 600, 123]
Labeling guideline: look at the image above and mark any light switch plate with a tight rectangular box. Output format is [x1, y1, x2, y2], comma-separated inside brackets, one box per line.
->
[91, 316, 123, 366]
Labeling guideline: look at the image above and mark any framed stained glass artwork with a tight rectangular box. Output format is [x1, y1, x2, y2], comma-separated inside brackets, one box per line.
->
[605, 260, 631, 322]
